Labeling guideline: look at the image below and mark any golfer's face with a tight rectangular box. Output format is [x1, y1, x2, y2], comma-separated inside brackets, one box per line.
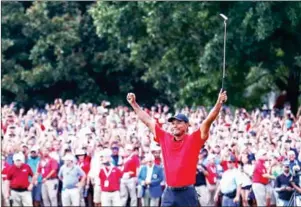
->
[171, 120, 188, 136]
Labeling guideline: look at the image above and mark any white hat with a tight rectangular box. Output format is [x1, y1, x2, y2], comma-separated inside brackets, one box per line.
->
[13, 153, 25, 163]
[144, 154, 155, 162]
[150, 144, 161, 151]
[30, 146, 39, 152]
[63, 154, 75, 162]
[288, 151, 295, 156]
[102, 148, 112, 157]
[256, 149, 267, 159]
[125, 144, 133, 151]
[75, 149, 86, 156]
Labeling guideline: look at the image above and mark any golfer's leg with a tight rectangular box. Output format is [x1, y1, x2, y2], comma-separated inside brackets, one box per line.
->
[161, 188, 174, 207]
[175, 187, 199, 207]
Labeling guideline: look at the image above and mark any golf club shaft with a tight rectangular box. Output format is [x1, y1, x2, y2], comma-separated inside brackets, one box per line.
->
[222, 20, 227, 91]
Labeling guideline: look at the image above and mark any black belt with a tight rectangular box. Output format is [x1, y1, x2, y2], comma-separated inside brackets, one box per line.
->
[167, 185, 194, 191]
[11, 188, 28, 192]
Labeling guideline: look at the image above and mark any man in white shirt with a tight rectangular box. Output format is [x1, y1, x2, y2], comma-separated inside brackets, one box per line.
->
[214, 155, 242, 207]
[88, 151, 103, 207]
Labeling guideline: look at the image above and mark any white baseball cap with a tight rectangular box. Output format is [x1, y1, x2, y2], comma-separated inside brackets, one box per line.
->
[30, 145, 39, 152]
[144, 154, 155, 162]
[75, 149, 86, 156]
[125, 144, 133, 151]
[13, 153, 25, 163]
[63, 154, 75, 162]
[102, 148, 112, 157]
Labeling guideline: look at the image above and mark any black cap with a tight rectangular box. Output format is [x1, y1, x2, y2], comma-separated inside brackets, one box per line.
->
[167, 114, 189, 123]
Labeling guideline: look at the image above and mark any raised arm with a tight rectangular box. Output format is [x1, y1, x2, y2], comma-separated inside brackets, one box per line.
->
[127, 93, 156, 135]
[200, 90, 227, 140]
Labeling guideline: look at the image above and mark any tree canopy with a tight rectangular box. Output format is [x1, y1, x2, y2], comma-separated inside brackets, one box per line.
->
[2, 2, 300, 113]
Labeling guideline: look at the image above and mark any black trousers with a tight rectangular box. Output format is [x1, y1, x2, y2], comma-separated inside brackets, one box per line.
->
[161, 186, 199, 207]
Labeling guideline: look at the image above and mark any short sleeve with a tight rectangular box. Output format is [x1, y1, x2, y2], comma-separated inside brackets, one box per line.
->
[154, 124, 166, 144]
[7, 167, 13, 180]
[28, 165, 34, 177]
[190, 129, 205, 150]
[50, 159, 59, 171]
[77, 166, 86, 177]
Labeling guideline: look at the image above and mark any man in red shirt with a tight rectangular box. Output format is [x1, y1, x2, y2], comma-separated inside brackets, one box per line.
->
[252, 149, 274, 207]
[120, 144, 140, 207]
[99, 148, 123, 206]
[127, 90, 227, 206]
[5, 153, 34, 206]
[33, 147, 59, 207]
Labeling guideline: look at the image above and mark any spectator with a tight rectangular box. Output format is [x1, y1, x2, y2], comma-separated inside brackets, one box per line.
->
[252, 150, 274, 207]
[99, 148, 123, 206]
[138, 153, 164, 206]
[214, 155, 242, 207]
[5, 153, 34, 206]
[26, 146, 42, 207]
[58, 154, 86, 206]
[195, 151, 209, 206]
[290, 165, 301, 206]
[274, 161, 293, 206]
[34, 147, 59, 207]
[120, 144, 139, 207]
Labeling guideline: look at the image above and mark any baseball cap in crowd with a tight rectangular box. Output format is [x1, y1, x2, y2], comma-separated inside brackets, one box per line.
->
[283, 160, 290, 167]
[167, 114, 189, 123]
[144, 154, 155, 162]
[150, 143, 161, 151]
[125, 144, 133, 151]
[75, 149, 86, 156]
[30, 146, 39, 152]
[63, 154, 75, 162]
[102, 148, 112, 157]
[13, 153, 25, 163]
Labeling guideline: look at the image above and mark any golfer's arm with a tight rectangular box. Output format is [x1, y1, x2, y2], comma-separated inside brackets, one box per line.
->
[201, 102, 223, 139]
[130, 102, 156, 134]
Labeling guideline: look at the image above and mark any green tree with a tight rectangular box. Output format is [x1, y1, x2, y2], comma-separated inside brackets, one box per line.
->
[91, 2, 301, 113]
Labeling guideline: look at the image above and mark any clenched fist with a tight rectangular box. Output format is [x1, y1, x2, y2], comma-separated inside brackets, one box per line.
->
[217, 90, 227, 104]
[127, 93, 136, 104]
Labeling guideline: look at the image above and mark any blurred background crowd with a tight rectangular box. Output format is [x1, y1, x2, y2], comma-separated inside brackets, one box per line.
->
[1, 99, 301, 207]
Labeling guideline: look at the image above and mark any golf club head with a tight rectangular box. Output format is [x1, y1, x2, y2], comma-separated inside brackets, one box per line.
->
[219, 14, 228, 21]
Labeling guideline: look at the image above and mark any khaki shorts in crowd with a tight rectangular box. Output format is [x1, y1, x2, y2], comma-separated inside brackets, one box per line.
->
[93, 185, 102, 204]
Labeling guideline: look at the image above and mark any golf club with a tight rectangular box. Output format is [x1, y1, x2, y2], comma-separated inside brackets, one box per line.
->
[220, 13, 228, 92]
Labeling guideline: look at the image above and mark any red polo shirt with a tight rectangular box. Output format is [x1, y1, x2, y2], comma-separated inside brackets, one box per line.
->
[154, 124, 205, 187]
[2, 162, 11, 181]
[99, 166, 122, 192]
[37, 158, 58, 179]
[78, 156, 91, 175]
[205, 163, 217, 185]
[7, 164, 33, 189]
[253, 159, 269, 185]
[122, 154, 140, 177]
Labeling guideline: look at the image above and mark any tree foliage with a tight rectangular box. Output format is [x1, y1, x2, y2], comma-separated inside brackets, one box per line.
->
[2, 2, 300, 113]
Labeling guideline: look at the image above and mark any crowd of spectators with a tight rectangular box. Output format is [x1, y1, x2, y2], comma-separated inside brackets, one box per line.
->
[1, 98, 301, 207]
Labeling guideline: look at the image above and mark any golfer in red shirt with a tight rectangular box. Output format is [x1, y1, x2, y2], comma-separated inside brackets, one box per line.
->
[127, 90, 227, 206]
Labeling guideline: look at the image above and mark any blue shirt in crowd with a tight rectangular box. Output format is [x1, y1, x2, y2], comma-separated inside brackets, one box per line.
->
[27, 156, 43, 183]
[58, 165, 85, 189]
